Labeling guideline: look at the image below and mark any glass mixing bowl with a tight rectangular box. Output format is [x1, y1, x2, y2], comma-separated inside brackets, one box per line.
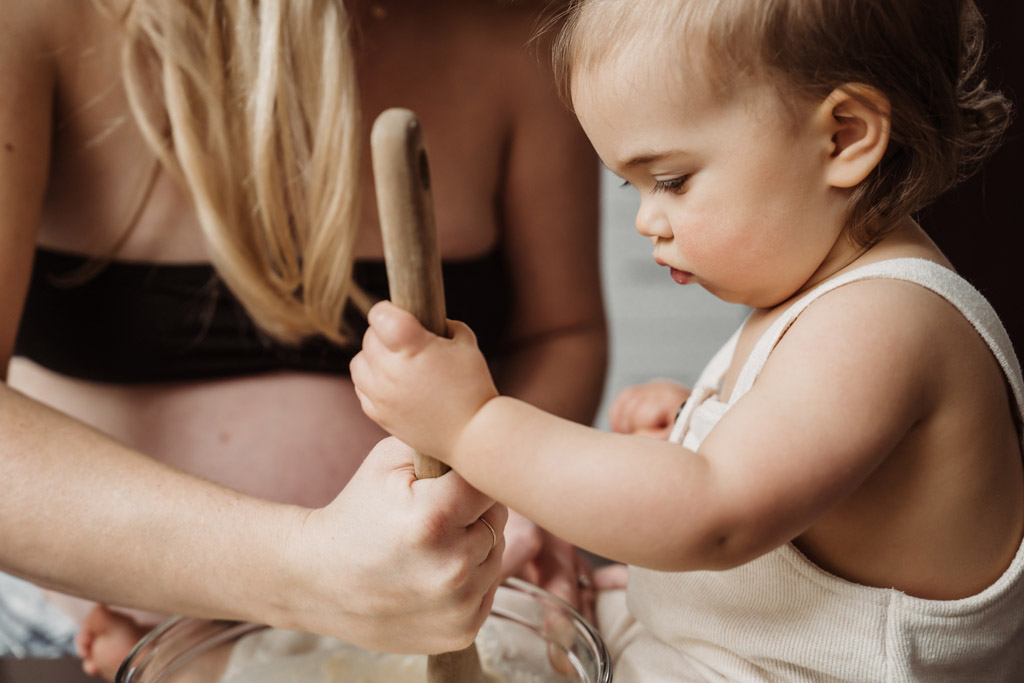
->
[116, 578, 611, 683]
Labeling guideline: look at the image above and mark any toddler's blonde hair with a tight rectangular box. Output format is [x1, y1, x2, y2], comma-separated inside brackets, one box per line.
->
[555, 0, 1012, 245]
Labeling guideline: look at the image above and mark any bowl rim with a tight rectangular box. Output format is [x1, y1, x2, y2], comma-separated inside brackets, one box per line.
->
[117, 577, 612, 683]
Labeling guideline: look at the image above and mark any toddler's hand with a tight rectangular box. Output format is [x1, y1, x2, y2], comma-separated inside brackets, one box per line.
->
[351, 301, 498, 460]
[608, 379, 691, 439]
[75, 605, 149, 681]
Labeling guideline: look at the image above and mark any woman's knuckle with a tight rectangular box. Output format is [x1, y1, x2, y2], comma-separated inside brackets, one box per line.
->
[412, 510, 447, 547]
[445, 556, 473, 590]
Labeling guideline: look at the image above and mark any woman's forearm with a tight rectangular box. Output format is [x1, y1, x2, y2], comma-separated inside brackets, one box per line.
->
[0, 384, 303, 625]
[2, 384, 506, 653]
[491, 322, 608, 426]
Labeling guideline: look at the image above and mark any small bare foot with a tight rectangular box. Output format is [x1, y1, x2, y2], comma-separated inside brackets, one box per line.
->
[75, 605, 151, 681]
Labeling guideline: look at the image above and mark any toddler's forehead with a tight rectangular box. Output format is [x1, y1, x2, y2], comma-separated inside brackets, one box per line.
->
[564, 0, 790, 110]
[571, 57, 804, 171]
[571, 45, 752, 120]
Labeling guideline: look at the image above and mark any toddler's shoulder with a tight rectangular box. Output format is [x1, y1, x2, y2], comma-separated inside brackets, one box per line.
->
[783, 275, 1010, 403]
[811, 274, 985, 343]
[793, 275, 987, 358]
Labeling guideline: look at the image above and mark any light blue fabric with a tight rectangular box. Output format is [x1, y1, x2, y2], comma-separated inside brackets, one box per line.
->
[0, 572, 78, 658]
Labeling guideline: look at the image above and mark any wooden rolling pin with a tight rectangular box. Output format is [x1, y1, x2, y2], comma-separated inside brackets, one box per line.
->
[370, 107, 488, 683]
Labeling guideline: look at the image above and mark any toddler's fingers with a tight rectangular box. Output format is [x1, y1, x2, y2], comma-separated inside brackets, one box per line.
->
[73, 630, 92, 659]
[366, 301, 432, 351]
[348, 358, 381, 423]
[348, 350, 369, 389]
[608, 387, 641, 433]
[594, 563, 629, 591]
[631, 397, 675, 432]
[445, 318, 480, 347]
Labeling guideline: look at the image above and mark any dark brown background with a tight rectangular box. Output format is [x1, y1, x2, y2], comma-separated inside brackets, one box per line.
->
[920, 2, 1023, 351]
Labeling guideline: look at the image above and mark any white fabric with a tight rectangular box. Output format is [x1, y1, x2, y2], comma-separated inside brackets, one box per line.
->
[602, 258, 1024, 682]
[0, 572, 78, 658]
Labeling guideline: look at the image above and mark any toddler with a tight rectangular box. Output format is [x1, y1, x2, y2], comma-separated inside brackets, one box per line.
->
[352, 0, 1023, 680]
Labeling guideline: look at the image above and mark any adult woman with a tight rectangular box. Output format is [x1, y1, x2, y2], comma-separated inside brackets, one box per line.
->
[0, 0, 606, 664]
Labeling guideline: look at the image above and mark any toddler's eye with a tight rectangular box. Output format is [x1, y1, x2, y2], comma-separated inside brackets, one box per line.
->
[652, 175, 690, 194]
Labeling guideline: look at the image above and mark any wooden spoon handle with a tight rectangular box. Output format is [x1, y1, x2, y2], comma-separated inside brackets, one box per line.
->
[370, 107, 450, 479]
[370, 107, 487, 681]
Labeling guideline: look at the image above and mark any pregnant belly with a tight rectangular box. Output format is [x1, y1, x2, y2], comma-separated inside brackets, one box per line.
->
[8, 359, 387, 507]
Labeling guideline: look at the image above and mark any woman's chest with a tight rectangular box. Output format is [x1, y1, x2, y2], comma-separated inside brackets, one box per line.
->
[38, 7, 513, 262]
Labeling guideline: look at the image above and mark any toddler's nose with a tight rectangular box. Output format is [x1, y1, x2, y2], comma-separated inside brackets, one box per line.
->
[635, 198, 673, 240]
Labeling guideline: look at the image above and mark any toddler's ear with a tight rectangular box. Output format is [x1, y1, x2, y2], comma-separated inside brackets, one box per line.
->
[817, 84, 891, 189]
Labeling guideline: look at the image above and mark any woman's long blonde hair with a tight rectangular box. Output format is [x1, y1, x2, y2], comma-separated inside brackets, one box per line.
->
[116, 0, 366, 344]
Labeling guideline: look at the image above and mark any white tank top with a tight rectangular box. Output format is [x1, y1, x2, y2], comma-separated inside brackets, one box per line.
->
[616, 258, 1024, 682]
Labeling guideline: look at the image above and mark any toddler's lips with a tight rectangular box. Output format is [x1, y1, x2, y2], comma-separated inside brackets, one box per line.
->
[669, 268, 693, 285]
[653, 257, 693, 284]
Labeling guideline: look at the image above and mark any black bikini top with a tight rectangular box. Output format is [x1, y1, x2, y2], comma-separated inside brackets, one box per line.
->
[13, 247, 511, 383]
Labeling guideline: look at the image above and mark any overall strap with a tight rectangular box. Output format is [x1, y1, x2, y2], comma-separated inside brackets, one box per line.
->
[728, 258, 1024, 423]
[668, 324, 743, 444]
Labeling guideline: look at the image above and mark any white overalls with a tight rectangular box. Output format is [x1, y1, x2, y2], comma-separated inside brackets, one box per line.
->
[598, 258, 1024, 682]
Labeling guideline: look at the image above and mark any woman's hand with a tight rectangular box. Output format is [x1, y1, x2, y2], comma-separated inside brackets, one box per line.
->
[285, 437, 506, 654]
[351, 302, 499, 460]
[608, 379, 692, 440]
